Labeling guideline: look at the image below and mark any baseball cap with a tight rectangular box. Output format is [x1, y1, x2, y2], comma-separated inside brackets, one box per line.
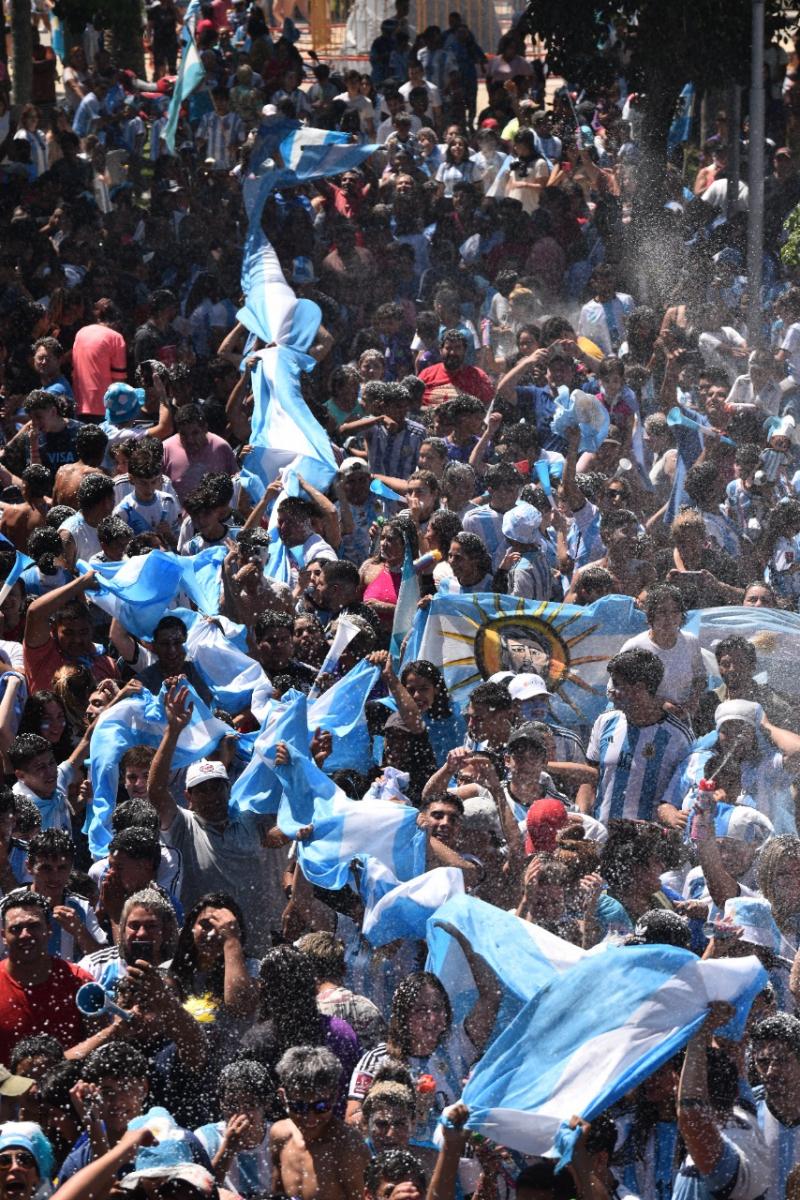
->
[0, 1066, 34, 1098]
[508, 674, 552, 702]
[104, 383, 145, 426]
[524, 798, 569, 854]
[339, 456, 370, 476]
[776, 146, 793, 159]
[714, 699, 763, 731]
[507, 722, 549, 750]
[185, 760, 229, 789]
[488, 671, 514, 686]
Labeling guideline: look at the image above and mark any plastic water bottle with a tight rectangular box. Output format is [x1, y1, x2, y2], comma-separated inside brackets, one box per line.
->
[688, 777, 717, 843]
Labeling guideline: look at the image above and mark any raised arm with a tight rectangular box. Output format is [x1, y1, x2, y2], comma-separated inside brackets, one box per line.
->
[50, 1127, 155, 1200]
[677, 1006, 733, 1176]
[435, 921, 501, 1053]
[146, 680, 192, 829]
[24, 570, 96, 650]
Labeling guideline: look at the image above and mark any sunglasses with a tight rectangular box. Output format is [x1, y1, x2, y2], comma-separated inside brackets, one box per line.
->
[286, 1097, 333, 1115]
[0, 1150, 36, 1170]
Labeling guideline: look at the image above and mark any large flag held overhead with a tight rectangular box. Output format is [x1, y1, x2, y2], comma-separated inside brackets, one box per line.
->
[458, 946, 766, 1163]
[426, 895, 583, 1042]
[179, 610, 268, 714]
[405, 593, 648, 728]
[87, 683, 229, 856]
[686, 603, 800, 701]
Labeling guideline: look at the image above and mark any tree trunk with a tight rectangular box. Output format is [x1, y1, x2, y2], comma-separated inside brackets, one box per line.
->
[10, 0, 32, 108]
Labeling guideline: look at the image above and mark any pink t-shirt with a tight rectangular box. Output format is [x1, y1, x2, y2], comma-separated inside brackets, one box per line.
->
[71, 323, 128, 416]
[162, 432, 238, 503]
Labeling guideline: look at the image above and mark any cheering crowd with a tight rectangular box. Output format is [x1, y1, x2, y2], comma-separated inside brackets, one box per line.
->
[3, 2, 800, 1200]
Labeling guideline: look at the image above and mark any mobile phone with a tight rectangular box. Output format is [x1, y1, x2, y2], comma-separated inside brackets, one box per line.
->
[140, 360, 154, 388]
[128, 939, 155, 963]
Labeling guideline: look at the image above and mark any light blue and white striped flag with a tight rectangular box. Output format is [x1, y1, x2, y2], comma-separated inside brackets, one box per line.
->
[179, 545, 227, 615]
[390, 540, 420, 668]
[308, 658, 379, 773]
[163, 1, 206, 155]
[279, 126, 379, 179]
[78, 552, 185, 639]
[296, 790, 426, 892]
[426, 895, 583, 1042]
[181, 610, 268, 714]
[458, 946, 766, 1162]
[361, 863, 464, 947]
[87, 683, 229, 856]
[0, 549, 34, 605]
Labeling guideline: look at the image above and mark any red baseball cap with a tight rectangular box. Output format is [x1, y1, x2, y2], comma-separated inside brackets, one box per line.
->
[524, 798, 569, 855]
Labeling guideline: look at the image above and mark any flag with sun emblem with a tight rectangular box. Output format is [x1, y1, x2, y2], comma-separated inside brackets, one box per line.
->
[405, 593, 648, 727]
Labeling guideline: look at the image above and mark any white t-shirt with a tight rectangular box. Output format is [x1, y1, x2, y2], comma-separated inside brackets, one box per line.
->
[781, 321, 800, 378]
[619, 629, 706, 706]
[334, 92, 375, 133]
[399, 79, 441, 119]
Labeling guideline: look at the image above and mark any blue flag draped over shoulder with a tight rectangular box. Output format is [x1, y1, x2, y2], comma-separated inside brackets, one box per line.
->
[87, 683, 229, 856]
[458, 946, 766, 1163]
[406, 593, 647, 728]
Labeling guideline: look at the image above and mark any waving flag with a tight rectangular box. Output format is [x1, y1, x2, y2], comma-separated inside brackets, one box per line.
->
[163, 0, 206, 154]
[180, 610, 268, 714]
[406, 593, 647, 728]
[459, 946, 766, 1163]
[87, 683, 229, 856]
[361, 864, 464, 947]
[178, 545, 226, 616]
[297, 792, 426, 891]
[390, 540, 420, 667]
[687, 604, 800, 701]
[239, 228, 322, 352]
[308, 616, 363, 700]
[308, 658, 379, 772]
[667, 83, 695, 152]
[78, 552, 185, 639]
[245, 349, 338, 494]
[280, 126, 378, 179]
[426, 895, 583, 1042]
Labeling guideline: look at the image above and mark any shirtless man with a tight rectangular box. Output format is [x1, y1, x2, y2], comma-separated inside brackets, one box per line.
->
[271, 1046, 368, 1200]
[52, 424, 109, 508]
[0, 464, 50, 550]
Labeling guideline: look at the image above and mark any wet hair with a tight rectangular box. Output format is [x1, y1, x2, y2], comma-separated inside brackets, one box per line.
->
[600, 820, 668, 894]
[399, 659, 453, 718]
[76, 472, 114, 512]
[10, 1035, 64, 1073]
[275, 1044, 342, 1096]
[295, 931, 346, 982]
[75, 424, 108, 465]
[119, 887, 178, 957]
[219, 1059, 270, 1100]
[254, 609, 294, 639]
[714, 635, 756, 668]
[0, 889, 51, 926]
[22, 465, 51, 499]
[642, 583, 686, 625]
[8, 733, 52, 771]
[96, 516, 131, 546]
[111, 793, 158, 833]
[82, 1042, 149, 1084]
[25, 829, 75, 866]
[450, 531, 492, 577]
[109, 827, 160, 870]
[386, 971, 452, 1058]
[366, 1150, 427, 1197]
[26, 526, 63, 575]
[606, 648, 664, 695]
[757, 836, 800, 922]
[170, 891, 248, 1001]
[751, 1013, 800, 1058]
[469, 681, 513, 711]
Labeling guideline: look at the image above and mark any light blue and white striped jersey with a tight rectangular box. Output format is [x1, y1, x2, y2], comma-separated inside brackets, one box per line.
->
[587, 709, 691, 825]
[150, 115, 168, 161]
[701, 507, 742, 558]
[113, 489, 182, 538]
[196, 110, 244, 170]
[507, 547, 552, 600]
[756, 1094, 800, 1200]
[461, 505, 507, 570]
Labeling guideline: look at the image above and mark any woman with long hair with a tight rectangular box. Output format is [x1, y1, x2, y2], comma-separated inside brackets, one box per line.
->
[18, 690, 74, 760]
[346, 965, 499, 1140]
[398, 659, 466, 767]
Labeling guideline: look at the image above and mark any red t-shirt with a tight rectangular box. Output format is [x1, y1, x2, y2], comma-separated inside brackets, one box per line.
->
[23, 635, 118, 695]
[0, 958, 92, 1063]
[419, 362, 494, 408]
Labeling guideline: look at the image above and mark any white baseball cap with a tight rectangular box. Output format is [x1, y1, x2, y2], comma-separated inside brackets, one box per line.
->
[185, 760, 229, 789]
[508, 673, 552, 701]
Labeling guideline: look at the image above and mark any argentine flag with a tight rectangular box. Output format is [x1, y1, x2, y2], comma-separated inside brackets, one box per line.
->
[427, 895, 583, 1042]
[296, 790, 426, 892]
[180, 610, 268, 714]
[163, 0, 206, 155]
[87, 683, 229, 856]
[78, 551, 185, 639]
[308, 658, 379, 773]
[361, 863, 464, 947]
[390, 540, 420, 668]
[279, 126, 379, 180]
[458, 945, 766, 1162]
[0, 549, 34, 606]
